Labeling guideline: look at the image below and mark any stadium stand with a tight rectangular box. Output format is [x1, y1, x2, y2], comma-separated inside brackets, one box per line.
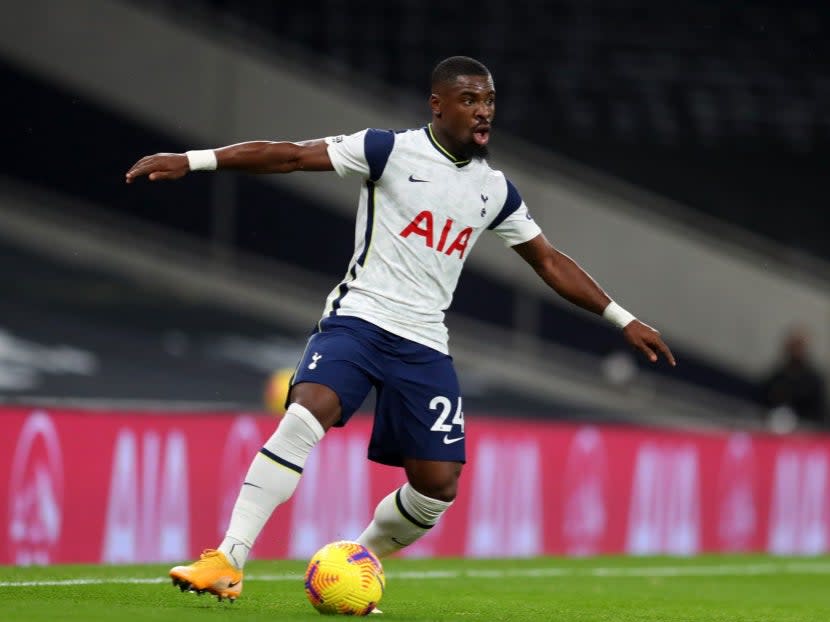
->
[2, 0, 827, 430]
[0, 238, 279, 408]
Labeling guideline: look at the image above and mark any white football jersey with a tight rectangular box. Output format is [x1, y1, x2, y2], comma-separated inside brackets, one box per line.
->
[323, 124, 541, 354]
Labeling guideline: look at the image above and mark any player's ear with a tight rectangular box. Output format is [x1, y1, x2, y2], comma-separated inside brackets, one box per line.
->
[430, 93, 442, 118]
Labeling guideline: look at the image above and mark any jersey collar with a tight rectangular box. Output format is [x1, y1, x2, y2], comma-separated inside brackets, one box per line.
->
[424, 124, 471, 168]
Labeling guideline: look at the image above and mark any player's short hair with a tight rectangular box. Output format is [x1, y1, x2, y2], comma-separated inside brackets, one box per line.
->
[431, 56, 491, 89]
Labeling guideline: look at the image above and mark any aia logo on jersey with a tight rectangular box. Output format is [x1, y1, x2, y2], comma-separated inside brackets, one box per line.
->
[399, 211, 472, 259]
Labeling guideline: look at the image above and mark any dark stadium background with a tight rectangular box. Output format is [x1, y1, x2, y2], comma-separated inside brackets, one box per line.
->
[1, 0, 828, 429]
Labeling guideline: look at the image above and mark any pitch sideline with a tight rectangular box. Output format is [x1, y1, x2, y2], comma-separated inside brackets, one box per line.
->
[3, 561, 830, 587]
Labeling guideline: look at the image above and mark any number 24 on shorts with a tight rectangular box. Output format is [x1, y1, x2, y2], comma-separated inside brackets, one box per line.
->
[429, 396, 465, 443]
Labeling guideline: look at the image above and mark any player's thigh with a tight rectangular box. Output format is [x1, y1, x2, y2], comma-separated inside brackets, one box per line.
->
[370, 354, 466, 468]
[403, 457, 463, 502]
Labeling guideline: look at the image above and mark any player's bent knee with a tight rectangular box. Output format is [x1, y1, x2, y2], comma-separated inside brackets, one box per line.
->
[404, 460, 462, 502]
[287, 382, 342, 430]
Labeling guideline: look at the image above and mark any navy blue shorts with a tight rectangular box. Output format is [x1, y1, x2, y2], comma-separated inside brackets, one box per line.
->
[290, 316, 465, 467]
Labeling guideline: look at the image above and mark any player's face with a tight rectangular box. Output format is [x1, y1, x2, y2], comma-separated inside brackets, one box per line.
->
[431, 74, 496, 160]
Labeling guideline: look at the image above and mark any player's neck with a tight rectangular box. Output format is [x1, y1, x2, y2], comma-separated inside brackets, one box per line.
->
[428, 123, 465, 161]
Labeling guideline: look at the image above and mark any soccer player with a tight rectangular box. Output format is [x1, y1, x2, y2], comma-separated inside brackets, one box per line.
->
[126, 56, 675, 603]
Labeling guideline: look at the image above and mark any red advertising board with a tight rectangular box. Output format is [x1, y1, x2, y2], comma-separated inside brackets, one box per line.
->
[1, 407, 829, 564]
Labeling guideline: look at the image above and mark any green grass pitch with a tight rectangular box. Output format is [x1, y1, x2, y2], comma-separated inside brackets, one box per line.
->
[2, 555, 829, 621]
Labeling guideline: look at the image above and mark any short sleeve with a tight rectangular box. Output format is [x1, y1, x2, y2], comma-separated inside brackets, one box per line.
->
[325, 130, 369, 178]
[488, 179, 542, 247]
[326, 128, 395, 181]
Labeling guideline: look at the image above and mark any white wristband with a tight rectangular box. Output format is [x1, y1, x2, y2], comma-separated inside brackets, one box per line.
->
[603, 301, 636, 329]
[185, 149, 217, 171]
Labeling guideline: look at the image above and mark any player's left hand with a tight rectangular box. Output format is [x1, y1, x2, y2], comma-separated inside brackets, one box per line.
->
[623, 320, 676, 366]
[125, 153, 189, 183]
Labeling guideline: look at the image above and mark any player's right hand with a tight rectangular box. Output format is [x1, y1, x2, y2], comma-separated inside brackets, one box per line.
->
[125, 153, 189, 183]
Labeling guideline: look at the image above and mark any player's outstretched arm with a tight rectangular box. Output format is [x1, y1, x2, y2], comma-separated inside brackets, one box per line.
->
[125, 139, 333, 183]
[513, 233, 676, 366]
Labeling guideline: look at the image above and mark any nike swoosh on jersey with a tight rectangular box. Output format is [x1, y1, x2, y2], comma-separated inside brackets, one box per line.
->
[442, 434, 465, 445]
[408, 174, 430, 182]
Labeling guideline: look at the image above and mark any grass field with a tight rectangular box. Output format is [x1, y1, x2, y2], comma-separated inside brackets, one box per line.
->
[2, 555, 830, 621]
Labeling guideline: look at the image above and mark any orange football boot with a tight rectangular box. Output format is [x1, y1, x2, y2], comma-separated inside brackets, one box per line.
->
[169, 549, 243, 602]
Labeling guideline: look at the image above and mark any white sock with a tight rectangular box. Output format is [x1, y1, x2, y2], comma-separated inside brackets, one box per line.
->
[356, 483, 453, 558]
[219, 403, 324, 568]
